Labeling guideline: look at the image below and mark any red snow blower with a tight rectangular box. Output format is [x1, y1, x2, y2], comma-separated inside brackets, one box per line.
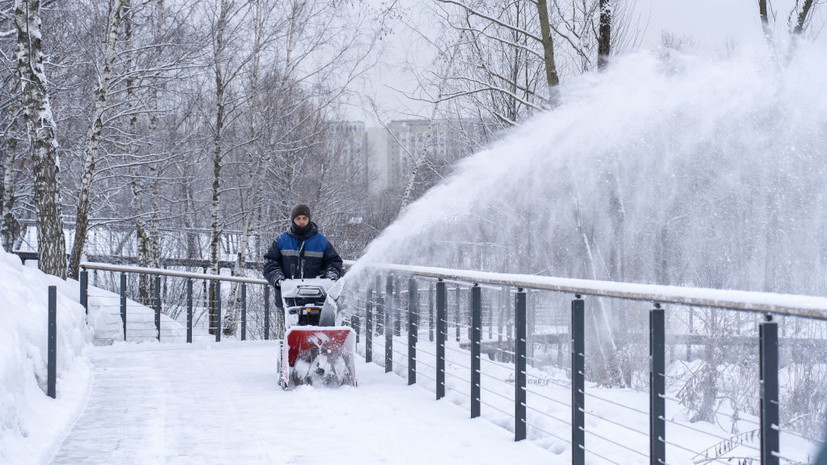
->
[276, 278, 356, 389]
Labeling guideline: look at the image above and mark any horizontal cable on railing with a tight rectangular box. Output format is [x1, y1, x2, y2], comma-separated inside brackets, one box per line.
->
[445, 371, 472, 385]
[416, 360, 437, 372]
[665, 441, 737, 465]
[664, 420, 762, 453]
[416, 349, 438, 360]
[525, 389, 570, 409]
[479, 385, 514, 404]
[584, 429, 649, 460]
[525, 421, 577, 450]
[581, 408, 650, 438]
[416, 371, 437, 383]
[479, 400, 514, 419]
[582, 446, 624, 465]
[479, 369, 512, 384]
[581, 390, 649, 417]
[443, 345, 470, 358]
[524, 404, 571, 426]
[445, 360, 473, 372]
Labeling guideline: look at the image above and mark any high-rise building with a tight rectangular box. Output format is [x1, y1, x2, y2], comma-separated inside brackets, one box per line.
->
[385, 119, 487, 189]
[326, 121, 368, 189]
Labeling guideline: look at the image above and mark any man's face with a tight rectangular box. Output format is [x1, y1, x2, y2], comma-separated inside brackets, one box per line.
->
[293, 215, 310, 228]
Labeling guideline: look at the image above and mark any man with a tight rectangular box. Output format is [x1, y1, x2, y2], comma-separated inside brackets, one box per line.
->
[263, 204, 343, 303]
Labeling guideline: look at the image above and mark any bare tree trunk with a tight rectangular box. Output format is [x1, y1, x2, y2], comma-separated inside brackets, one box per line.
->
[1, 135, 21, 251]
[209, 0, 231, 335]
[597, 0, 612, 69]
[758, 0, 772, 40]
[792, 0, 816, 35]
[68, 0, 129, 279]
[124, 0, 152, 305]
[16, 0, 66, 278]
[535, 0, 560, 100]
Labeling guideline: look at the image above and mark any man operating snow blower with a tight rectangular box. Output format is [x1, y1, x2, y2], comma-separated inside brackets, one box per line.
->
[263, 204, 343, 294]
[263, 204, 355, 388]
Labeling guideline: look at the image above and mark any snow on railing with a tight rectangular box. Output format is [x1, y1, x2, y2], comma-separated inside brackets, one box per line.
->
[347, 262, 827, 465]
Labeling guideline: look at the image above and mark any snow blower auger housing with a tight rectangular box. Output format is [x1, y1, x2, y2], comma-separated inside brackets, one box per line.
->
[277, 278, 356, 389]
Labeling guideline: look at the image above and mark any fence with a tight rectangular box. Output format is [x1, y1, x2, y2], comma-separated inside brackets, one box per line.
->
[49, 260, 827, 464]
[342, 263, 827, 465]
[79, 262, 273, 343]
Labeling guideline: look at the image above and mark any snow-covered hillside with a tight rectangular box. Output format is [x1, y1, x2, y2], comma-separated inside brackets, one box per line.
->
[0, 249, 90, 464]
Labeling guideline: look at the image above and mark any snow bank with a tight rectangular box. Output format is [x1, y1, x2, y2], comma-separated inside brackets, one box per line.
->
[0, 249, 92, 465]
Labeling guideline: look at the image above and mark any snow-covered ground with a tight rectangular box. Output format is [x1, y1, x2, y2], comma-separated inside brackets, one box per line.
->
[48, 341, 554, 464]
[4, 245, 827, 464]
[0, 250, 554, 465]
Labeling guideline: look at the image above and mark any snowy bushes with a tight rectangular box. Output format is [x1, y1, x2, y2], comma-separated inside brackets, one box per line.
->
[0, 249, 91, 463]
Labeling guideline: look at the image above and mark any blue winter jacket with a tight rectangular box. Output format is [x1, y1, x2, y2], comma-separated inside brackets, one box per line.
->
[262, 222, 343, 286]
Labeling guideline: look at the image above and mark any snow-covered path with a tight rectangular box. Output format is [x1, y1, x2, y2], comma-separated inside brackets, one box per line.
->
[50, 341, 553, 464]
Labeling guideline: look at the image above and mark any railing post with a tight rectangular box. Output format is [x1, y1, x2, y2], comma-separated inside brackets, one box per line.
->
[650, 303, 666, 465]
[365, 288, 373, 363]
[352, 303, 361, 344]
[241, 283, 247, 341]
[47, 286, 57, 399]
[394, 276, 402, 337]
[376, 276, 384, 334]
[215, 281, 222, 342]
[154, 275, 161, 341]
[515, 288, 527, 441]
[455, 286, 461, 342]
[385, 275, 393, 373]
[572, 295, 585, 465]
[264, 285, 270, 340]
[760, 314, 780, 465]
[471, 284, 481, 418]
[408, 278, 418, 385]
[429, 282, 434, 342]
[436, 279, 446, 400]
[120, 272, 127, 341]
[79, 270, 88, 315]
[186, 278, 193, 343]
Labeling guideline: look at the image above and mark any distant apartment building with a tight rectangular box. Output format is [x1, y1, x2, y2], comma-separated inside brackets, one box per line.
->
[326, 121, 368, 189]
[385, 119, 487, 189]
[366, 127, 389, 193]
[327, 119, 492, 194]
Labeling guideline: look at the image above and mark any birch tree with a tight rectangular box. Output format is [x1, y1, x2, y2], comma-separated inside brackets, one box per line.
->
[68, 0, 130, 279]
[15, 0, 66, 278]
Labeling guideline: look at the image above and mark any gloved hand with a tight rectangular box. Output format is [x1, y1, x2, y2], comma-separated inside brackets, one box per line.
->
[273, 278, 282, 288]
[324, 270, 339, 281]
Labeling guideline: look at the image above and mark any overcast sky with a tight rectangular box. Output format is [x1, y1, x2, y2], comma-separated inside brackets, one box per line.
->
[345, 0, 826, 126]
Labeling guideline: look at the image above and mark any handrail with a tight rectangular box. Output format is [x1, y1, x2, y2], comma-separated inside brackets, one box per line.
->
[82, 259, 827, 319]
[350, 261, 827, 320]
[80, 261, 268, 285]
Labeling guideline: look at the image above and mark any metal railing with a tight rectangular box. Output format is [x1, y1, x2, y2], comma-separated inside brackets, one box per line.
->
[79, 262, 272, 343]
[345, 263, 827, 465]
[63, 259, 827, 463]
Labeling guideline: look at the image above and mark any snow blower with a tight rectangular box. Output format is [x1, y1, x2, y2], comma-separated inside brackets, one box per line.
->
[276, 278, 356, 389]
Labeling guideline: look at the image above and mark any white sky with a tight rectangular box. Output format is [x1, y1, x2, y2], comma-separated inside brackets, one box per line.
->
[348, 0, 826, 126]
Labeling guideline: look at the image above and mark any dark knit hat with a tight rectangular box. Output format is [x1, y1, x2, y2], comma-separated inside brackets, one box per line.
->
[291, 204, 311, 221]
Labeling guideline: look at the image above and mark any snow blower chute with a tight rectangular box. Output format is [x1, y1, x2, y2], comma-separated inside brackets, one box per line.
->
[276, 278, 356, 389]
